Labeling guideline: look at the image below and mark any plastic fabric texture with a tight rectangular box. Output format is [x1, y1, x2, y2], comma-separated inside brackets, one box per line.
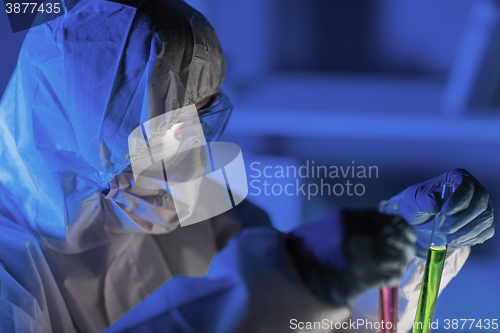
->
[0, 0, 226, 239]
[0, 0, 237, 331]
[286, 209, 416, 306]
[104, 227, 351, 333]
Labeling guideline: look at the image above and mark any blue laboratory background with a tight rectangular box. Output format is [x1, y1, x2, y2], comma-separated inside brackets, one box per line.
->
[1, 1, 499, 331]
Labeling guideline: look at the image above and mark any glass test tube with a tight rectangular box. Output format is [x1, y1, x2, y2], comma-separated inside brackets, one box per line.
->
[413, 182, 457, 333]
[379, 286, 398, 333]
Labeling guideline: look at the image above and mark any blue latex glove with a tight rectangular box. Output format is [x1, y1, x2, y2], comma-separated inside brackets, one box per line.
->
[286, 210, 416, 306]
[380, 169, 494, 257]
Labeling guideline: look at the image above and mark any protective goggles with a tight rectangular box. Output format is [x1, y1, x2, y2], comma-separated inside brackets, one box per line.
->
[126, 91, 233, 188]
[178, 92, 233, 143]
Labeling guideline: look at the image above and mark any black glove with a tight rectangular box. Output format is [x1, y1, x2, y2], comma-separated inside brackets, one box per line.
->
[286, 209, 416, 306]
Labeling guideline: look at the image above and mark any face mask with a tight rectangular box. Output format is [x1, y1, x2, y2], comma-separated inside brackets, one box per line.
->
[103, 169, 180, 234]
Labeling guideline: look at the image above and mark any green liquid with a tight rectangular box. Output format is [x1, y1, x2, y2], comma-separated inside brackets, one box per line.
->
[413, 246, 447, 333]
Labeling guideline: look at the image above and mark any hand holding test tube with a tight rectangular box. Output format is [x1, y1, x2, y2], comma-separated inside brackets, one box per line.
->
[413, 183, 457, 333]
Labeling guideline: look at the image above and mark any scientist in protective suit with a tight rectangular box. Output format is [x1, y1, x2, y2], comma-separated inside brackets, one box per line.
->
[0, 0, 494, 332]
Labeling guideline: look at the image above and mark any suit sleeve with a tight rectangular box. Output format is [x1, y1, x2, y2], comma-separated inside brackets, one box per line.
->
[104, 227, 351, 333]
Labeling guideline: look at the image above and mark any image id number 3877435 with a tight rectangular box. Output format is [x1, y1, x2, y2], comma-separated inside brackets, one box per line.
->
[443, 319, 498, 330]
[5, 2, 61, 14]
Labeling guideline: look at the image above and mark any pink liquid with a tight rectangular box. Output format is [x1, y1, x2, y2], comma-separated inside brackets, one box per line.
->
[379, 287, 398, 333]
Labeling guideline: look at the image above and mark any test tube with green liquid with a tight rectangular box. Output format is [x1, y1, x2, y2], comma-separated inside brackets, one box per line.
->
[413, 182, 457, 333]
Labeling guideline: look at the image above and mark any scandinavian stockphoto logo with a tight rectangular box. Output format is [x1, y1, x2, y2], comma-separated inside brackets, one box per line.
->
[127, 104, 248, 227]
